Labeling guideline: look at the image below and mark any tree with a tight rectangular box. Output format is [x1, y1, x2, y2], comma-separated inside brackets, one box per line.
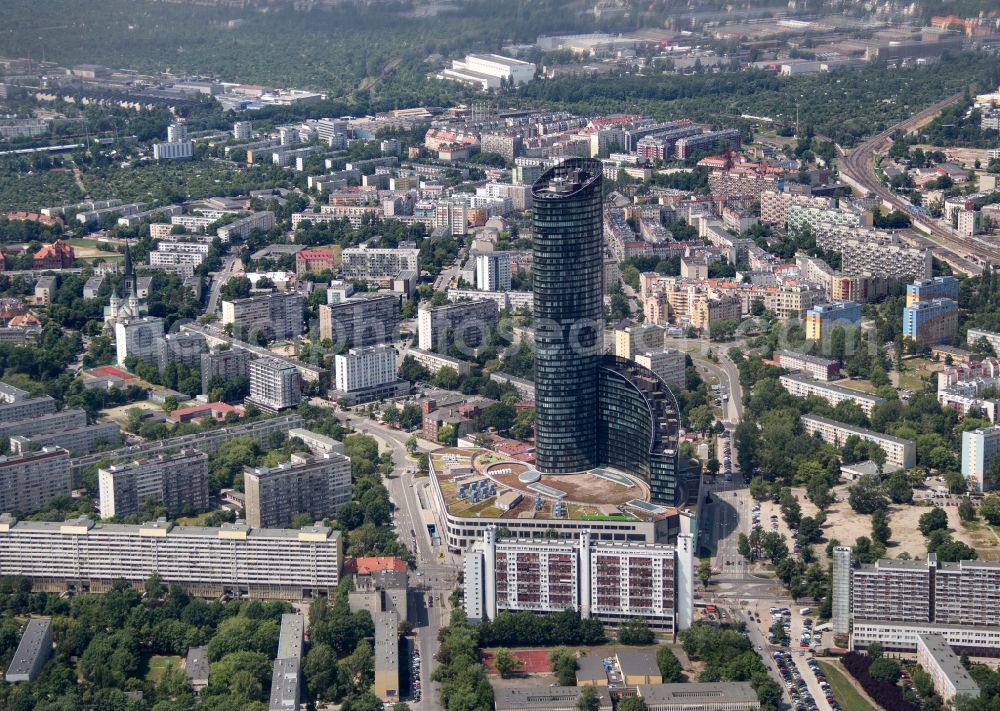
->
[871, 509, 891, 545]
[869, 657, 901, 684]
[981, 494, 1000, 525]
[618, 699, 649, 711]
[697, 558, 713, 589]
[762, 531, 789, 563]
[919, 507, 948, 536]
[656, 645, 684, 682]
[437, 423, 457, 447]
[494, 647, 522, 678]
[886, 470, 913, 504]
[145, 572, 164, 600]
[867, 642, 884, 659]
[549, 647, 578, 686]
[849, 474, 888, 514]
[618, 618, 654, 645]
[577, 686, 601, 711]
[958, 498, 978, 522]
[482, 403, 517, 433]
[303, 643, 340, 700]
[737, 533, 752, 561]
[749, 476, 769, 501]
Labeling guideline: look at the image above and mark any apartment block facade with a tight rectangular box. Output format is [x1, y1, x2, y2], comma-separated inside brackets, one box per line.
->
[334, 345, 398, 393]
[341, 243, 420, 283]
[0, 448, 72, 515]
[773, 350, 840, 381]
[318, 294, 401, 348]
[903, 298, 958, 346]
[805, 301, 861, 342]
[907, 276, 960, 307]
[779, 373, 885, 415]
[801, 415, 916, 469]
[0, 515, 342, 599]
[247, 358, 301, 413]
[243, 451, 352, 528]
[98, 449, 209, 519]
[201, 348, 251, 395]
[417, 299, 499, 352]
[464, 529, 694, 635]
[221, 292, 304, 342]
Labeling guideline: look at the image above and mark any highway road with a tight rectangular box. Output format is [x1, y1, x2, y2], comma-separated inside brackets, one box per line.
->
[206, 254, 241, 314]
[837, 91, 990, 275]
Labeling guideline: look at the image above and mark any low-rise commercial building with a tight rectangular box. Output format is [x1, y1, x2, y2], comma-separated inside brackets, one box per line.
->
[373, 610, 400, 702]
[636, 682, 761, 711]
[0, 515, 342, 599]
[802, 415, 916, 469]
[494, 686, 612, 711]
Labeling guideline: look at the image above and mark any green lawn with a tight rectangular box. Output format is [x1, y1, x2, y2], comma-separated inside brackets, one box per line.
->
[146, 655, 182, 685]
[818, 661, 876, 711]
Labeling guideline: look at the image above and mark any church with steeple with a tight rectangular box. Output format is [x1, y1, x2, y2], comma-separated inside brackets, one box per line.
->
[104, 240, 148, 326]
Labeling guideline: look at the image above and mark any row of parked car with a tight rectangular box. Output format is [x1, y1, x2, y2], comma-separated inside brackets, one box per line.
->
[806, 656, 840, 711]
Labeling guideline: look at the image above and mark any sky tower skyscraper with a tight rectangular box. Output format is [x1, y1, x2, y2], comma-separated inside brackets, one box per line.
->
[531, 158, 604, 474]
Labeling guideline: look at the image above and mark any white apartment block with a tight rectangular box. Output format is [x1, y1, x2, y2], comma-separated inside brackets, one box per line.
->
[968, 328, 1000, 355]
[153, 141, 193, 161]
[405, 349, 472, 377]
[634, 349, 687, 389]
[244, 451, 352, 529]
[334, 345, 398, 393]
[447, 289, 533, 312]
[962, 425, 1000, 492]
[167, 123, 188, 143]
[615, 324, 665, 360]
[149, 244, 207, 276]
[217, 211, 274, 242]
[248, 358, 301, 413]
[779, 372, 885, 415]
[340, 242, 420, 282]
[0, 514, 342, 599]
[787, 203, 861, 234]
[98, 449, 209, 519]
[0, 448, 71, 515]
[813, 224, 932, 280]
[115, 317, 165, 366]
[801, 414, 916, 469]
[475, 252, 512, 292]
[759, 190, 835, 227]
[464, 529, 693, 634]
[233, 121, 252, 141]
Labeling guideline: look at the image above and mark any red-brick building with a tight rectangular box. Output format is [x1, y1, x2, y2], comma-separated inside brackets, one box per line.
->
[32, 239, 74, 269]
[295, 248, 337, 276]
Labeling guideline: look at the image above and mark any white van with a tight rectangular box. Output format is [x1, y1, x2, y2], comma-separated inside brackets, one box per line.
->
[799, 607, 811, 616]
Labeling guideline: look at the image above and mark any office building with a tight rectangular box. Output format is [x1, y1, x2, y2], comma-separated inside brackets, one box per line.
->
[155, 332, 208, 371]
[340, 242, 420, 283]
[0, 515, 342, 599]
[318, 294, 400, 348]
[0, 448, 71, 515]
[805, 302, 861, 342]
[916, 634, 980, 704]
[475, 252, 511, 292]
[417, 299, 499, 353]
[907, 276, 959, 307]
[269, 614, 304, 711]
[222, 292, 304, 342]
[247, 358, 300, 413]
[5, 618, 52, 682]
[903, 299, 958, 346]
[615, 324, 665, 360]
[201, 347, 251, 395]
[780, 373, 885, 416]
[532, 159, 604, 474]
[962, 425, 1000, 492]
[464, 529, 694, 635]
[774, 350, 840, 381]
[802, 415, 916, 469]
[634, 349, 686, 389]
[244, 451, 352, 529]
[217, 211, 275, 242]
[98, 449, 209, 519]
[115, 317, 166, 366]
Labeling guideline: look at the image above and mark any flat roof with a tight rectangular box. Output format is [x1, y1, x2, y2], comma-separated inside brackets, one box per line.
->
[637, 682, 760, 706]
[6, 618, 51, 679]
[801, 414, 914, 447]
[616, 650, 660, 678]
[494, 685, 612, 709]
[917, 634, 980, 692]
[268, 657, 300, 710]
[375, 610, 399, 673]
[775, 349, 838, 367]
[575, 654, 609, 683]
[779, 372, 885, 403]
[277, 614, 303, 660]
[185, 646, 209, 683]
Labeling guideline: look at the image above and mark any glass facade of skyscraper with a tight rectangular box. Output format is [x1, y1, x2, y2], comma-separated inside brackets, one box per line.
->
[531, 159, 604, 473]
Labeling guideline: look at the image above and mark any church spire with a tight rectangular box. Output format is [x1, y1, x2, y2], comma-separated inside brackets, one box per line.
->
[122, 239, 135, 298]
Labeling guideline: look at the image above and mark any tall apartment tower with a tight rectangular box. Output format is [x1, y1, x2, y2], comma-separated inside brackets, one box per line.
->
[247, 358, 301, 413]
[531, 158, 604, 473]
[475, 252, 511, 292]
[832, 546, 853, 636]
